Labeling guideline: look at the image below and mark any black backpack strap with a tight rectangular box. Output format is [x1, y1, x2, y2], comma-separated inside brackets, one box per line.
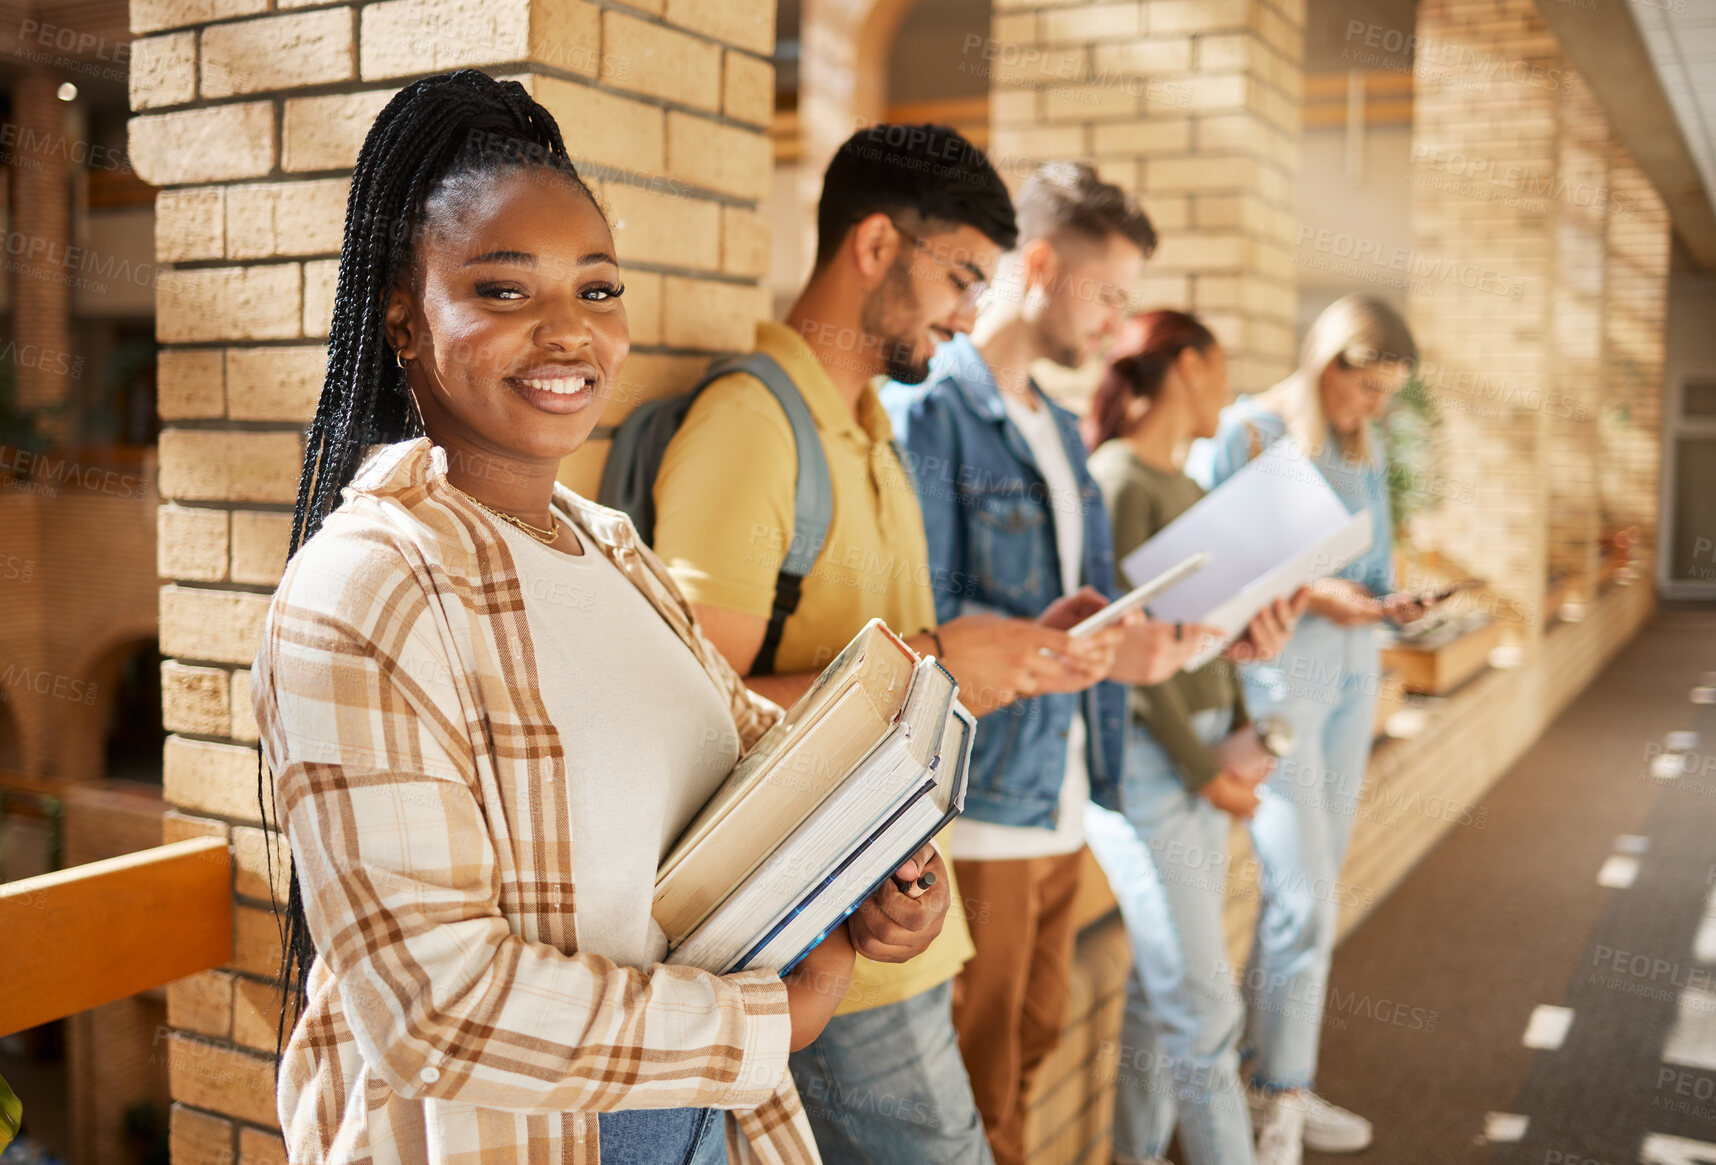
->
[755, 571, 801, 679]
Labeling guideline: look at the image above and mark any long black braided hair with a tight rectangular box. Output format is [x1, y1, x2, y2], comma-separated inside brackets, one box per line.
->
[258, 69, 596, 1056]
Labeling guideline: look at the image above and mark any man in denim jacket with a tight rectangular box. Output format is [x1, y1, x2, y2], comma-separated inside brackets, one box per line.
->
[882, 163, 1194, 1165]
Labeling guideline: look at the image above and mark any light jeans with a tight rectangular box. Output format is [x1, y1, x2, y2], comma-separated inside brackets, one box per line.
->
[1238, 614, 1380, 1091]
[1084, 708, 1255, 1165]
[789, 979, 994, 1165]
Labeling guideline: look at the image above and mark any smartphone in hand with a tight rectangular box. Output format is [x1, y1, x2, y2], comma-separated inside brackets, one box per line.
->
[1068, 551, 1211, 638]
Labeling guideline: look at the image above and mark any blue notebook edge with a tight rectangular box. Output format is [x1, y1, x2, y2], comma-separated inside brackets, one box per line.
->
[745, 781, 950, 976]
[742, 698, 974, 976]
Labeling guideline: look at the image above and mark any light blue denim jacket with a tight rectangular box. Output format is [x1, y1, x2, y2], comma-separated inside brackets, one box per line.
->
[882, 335, 1126, 829]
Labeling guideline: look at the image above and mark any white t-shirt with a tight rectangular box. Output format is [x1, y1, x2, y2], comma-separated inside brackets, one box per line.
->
[950, 385, 1090, 861]
[496, 504, 741, 969]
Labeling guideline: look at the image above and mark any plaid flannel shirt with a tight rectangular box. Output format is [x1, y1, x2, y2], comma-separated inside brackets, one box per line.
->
[252, 438, 820, 1164]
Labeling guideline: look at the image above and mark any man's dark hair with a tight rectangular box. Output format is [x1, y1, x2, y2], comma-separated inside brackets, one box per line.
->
[814, 122, 1018, 267]
[1015, 161, 1157, 258]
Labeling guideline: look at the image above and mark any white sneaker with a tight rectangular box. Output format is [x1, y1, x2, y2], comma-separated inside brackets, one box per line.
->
[1247, 1088, 1374, 1154]
[1253, 1091, 1305, 1165]
[1297, 1091, 1373, 1153]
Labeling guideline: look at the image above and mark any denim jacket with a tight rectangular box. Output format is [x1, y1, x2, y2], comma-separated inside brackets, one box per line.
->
[882, 334, 1126, 828]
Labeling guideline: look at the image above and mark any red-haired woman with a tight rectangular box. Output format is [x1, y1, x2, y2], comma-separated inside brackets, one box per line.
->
[1081, 310, 1297, 1165]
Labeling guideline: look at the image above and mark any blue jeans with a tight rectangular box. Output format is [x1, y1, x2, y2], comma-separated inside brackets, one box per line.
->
[596, 1105, 724, 1165]
[1084, 709, 1255, 1165]
[789, 979, 993, 1164]
[1239, 614, 1379, 1091]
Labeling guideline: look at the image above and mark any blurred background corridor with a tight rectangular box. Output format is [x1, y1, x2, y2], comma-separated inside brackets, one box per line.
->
[0, 0, 1713, 1161]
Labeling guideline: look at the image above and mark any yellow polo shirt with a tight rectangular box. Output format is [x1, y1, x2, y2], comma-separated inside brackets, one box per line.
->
[652, 320, 974, 1014]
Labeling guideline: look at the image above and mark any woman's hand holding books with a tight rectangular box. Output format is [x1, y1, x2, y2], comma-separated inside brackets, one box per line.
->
[846, 843, 950, 964]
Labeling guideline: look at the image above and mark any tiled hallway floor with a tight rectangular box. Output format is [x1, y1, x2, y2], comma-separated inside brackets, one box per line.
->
[1304, 605, 1716, 1164]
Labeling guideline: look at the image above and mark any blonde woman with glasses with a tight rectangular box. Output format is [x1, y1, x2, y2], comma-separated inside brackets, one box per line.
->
[1187, 295, 1440, 1165]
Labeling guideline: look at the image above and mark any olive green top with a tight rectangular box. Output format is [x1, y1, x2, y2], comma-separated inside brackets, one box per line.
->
[1088, 439, 1250, 790]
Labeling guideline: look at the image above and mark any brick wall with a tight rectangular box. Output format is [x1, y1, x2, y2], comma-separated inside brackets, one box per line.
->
[1408, 0, 1671, 634]
[791, 0, 917, 284]
[1546, 71, 1606, 601]
[132, 1, 774, 1159]
[1602, 145, 1670, 550]
[0, 485, 160, 781]
[987, 0, 1306, 393]
[1407, 0, 1562, 639]
[1025, 916, 1129, 1162]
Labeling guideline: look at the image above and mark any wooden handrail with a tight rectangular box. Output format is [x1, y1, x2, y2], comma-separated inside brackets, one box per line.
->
[0, 837, 233, 1037]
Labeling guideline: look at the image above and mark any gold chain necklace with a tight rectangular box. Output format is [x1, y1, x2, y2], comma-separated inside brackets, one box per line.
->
[448, 481, 559, 545]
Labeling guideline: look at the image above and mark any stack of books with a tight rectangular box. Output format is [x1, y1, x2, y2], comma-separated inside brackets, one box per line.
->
[655, 620, 973, 975]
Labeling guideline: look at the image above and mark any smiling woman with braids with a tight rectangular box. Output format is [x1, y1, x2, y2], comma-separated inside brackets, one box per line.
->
[250, 70, 850, 1165]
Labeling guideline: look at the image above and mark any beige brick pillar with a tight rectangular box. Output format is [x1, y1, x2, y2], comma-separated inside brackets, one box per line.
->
[986, 0, 1305, 392]
[132, 2, 774, 1160]
[793, 0, 916, 282]
[1407, 0, 1564, 641]
[12, 67, 75, 445]
[1601, 145, 1670, 567]
[1545, 71, 1608, 606]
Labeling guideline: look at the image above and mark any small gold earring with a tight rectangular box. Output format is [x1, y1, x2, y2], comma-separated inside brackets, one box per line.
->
[395, 350, 408, 371]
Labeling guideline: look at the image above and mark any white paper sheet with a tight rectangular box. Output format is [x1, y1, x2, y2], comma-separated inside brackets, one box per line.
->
[1119, 437, 1375, 670]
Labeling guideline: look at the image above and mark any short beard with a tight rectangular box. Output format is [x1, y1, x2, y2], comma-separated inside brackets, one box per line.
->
[1045, 337, 1084, 370]
[1038, 309, 1085, 370]
[859, 254, 931, 385]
